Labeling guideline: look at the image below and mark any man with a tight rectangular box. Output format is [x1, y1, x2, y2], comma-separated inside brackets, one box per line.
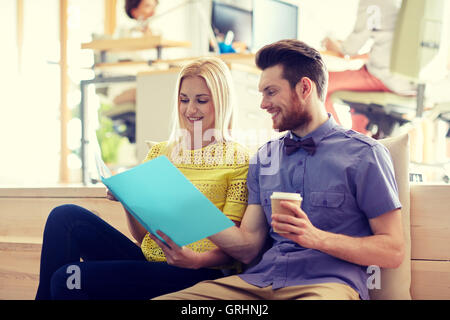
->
[154, 39, 405, 300]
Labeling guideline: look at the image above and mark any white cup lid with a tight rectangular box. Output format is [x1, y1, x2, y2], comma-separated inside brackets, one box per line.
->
[270, 192, 302, 201]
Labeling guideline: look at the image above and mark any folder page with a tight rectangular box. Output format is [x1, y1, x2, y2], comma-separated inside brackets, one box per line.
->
[100, 155, 234, 246]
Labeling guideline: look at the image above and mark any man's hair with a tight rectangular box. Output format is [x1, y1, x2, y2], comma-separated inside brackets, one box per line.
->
[255, 39, 328, 101]
[125, 0, 142, 19]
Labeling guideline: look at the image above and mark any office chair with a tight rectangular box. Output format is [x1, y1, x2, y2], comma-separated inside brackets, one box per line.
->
[330, 0, 447, 139]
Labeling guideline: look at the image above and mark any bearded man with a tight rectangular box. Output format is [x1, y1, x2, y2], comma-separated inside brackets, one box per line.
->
[153, 39, 405, 300]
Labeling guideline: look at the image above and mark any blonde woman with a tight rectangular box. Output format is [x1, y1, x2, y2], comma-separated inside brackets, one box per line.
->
[36, 57, 249, 300]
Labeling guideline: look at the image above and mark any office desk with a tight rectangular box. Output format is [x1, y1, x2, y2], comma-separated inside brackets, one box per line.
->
[81, 35, 191, 62]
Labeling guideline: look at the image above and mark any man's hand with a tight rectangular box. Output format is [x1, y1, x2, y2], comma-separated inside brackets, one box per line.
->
[272, 202, 405, 268]
[271, 201, 326, 249]
[149, 230, 202, 269]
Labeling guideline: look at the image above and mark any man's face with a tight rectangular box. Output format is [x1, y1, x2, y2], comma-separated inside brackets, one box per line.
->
[258, 65, 311, 132]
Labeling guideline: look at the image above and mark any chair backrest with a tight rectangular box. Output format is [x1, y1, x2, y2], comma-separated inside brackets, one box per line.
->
[371, 133, 412, 300]
[390, 0, 447, 82]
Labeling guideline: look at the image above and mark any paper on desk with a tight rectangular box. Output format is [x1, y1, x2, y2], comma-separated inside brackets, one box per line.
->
[96, 154, 234, 247]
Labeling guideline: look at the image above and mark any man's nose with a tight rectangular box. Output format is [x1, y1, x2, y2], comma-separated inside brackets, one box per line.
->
[260, 97, 271, 110]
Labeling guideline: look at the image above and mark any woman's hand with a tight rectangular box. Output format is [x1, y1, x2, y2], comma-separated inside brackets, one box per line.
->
[106, 189, 118, 201]
[149, 230, 203, 269]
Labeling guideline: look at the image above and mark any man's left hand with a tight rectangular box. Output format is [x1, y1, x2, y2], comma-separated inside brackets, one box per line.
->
[271, 201, 326, 249]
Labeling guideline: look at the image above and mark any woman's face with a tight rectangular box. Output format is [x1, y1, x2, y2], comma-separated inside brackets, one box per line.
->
[178, 76, 216, 143]
[132, 0, 158, 20]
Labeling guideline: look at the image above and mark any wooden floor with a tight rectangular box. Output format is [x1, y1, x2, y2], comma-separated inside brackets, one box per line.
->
[0, 185, 449, 300]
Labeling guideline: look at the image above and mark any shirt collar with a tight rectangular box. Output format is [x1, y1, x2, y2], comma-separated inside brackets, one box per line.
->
[287, 113, 338, 144]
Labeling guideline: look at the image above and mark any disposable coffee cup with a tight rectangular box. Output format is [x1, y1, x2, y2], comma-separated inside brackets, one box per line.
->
[270, 192, 302, 233]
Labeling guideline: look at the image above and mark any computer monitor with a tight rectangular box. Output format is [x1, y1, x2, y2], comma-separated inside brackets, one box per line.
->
[211, 1, 253, 51]
[252, 0, 298, 52]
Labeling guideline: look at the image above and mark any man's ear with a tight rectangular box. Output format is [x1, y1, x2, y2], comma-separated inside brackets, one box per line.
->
[295, 77, 313, 101]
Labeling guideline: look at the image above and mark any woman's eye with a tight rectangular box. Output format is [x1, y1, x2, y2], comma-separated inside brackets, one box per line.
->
[180, 99, 189, 103]
[198, 100, 209, 104]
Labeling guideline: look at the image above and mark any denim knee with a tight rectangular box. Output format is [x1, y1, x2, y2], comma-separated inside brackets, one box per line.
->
[50, 263, 85, 300]
[49, 204, 83, 219]
[47, 204, 92, 226]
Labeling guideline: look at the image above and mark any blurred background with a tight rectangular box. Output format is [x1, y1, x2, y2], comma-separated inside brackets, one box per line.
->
[0, 0, 449, 186]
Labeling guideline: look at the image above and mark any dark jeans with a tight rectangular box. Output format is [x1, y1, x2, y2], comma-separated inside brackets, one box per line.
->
[35, 204, 223, 300]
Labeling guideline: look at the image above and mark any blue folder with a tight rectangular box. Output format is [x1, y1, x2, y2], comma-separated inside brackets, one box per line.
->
[97, 155, 234, 247]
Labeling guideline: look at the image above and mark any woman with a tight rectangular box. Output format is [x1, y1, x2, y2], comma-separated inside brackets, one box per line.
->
[35, 57, 249, 300]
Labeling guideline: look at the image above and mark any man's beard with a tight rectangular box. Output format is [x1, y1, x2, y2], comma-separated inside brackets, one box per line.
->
[275, 91, 312, 133]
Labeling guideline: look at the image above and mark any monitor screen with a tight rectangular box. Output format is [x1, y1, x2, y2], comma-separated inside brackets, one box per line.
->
[211, 1, 253, 51]
[253, 0, 298, 52]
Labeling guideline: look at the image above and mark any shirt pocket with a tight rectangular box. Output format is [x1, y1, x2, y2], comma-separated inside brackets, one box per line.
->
[310, 191, 345, 208]
[308, 191, 346, 229]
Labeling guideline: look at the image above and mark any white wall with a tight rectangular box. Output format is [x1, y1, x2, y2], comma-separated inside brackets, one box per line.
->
[298, 0, 359, 49]
[0, 0, 61, 186]
[0, 0, 105, 186]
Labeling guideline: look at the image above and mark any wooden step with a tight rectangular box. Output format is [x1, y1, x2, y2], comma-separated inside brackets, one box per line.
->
[0, 239, 42, 300]
[0, 187, 134, 300]
[411, 260, 450, 300]
[0, 187, 133, 240]
[1, 185, 449, 300]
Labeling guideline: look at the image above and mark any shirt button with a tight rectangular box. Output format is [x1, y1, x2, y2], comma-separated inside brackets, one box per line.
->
[323, 200, 328, 206]
[299, 161, 303, 165]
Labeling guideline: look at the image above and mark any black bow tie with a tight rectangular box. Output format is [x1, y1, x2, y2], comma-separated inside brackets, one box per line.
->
[284, 136, 316, 156]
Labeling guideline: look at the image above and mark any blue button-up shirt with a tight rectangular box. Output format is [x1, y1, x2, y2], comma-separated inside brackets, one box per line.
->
[239, 116, 401, 300]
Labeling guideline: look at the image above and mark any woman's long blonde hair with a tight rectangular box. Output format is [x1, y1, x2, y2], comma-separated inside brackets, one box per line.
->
[166, 57, 237, 154]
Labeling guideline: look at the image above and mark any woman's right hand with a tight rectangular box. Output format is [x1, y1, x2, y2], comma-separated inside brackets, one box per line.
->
[106, 189, 118, 201]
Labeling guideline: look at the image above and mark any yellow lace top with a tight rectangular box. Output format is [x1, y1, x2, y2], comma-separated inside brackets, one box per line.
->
[140, 140, 249, 265]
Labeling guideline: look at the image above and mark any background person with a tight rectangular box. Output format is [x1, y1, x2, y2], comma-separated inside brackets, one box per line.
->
[322, 0, 415, 134]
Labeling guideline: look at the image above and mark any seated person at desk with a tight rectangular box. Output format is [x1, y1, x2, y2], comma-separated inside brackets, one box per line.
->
[35, 57, 250, 300]
[322, 0, 415, 134]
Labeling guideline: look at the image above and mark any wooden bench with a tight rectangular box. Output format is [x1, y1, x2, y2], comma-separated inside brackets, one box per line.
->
[0, 185, 449, 300]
